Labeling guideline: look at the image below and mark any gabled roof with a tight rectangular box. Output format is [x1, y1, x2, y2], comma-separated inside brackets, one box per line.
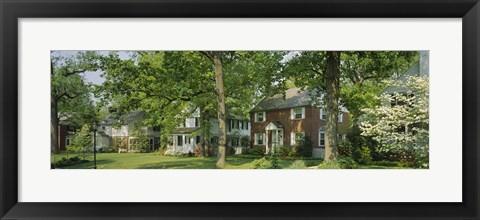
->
[250, 88, 312, 112]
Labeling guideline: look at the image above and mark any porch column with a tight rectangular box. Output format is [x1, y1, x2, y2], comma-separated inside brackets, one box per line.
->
[265, 129, 269, 154]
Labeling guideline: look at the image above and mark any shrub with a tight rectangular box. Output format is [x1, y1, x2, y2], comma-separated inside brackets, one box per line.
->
[278, 147, 290, 157]
[296, 135, 313, 157]
[338, 140, 353, 157]
[267, 152, 281, 169]
[358, 146, 373, 165]
[288, 148, 297, 157]
[69, 156, 81, 162]
[252, 157, 272, 169]
[304, 160, 320, 167]
[336, 156, 358, 169]
[288, 160, 307, 169]
[53, 156, 89, 168]
[251, 153, 282, 169]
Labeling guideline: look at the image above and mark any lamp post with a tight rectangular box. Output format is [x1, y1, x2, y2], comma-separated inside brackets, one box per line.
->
[92, 122, 97, 169]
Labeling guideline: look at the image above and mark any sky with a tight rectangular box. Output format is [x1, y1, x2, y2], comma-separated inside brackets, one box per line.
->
[54, 50, 131, 85]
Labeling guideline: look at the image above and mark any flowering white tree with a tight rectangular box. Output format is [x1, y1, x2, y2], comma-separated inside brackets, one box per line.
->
[360, 76, 429, 167]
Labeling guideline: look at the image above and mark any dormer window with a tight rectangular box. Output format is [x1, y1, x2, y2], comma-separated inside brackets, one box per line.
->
[255, 112, 266, 122]
[291, 107, 305, 120]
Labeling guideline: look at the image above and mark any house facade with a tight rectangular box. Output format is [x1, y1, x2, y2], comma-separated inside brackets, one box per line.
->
[169, 109, 250, 155]
[57, 120, 78, 151]
[250, 88, 349, 158]
[98, 111, 161, 152]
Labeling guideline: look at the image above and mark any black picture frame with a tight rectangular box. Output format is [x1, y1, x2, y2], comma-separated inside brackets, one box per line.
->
[1, 0, 479, 219]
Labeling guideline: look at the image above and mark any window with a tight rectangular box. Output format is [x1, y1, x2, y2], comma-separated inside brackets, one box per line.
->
[255, 133, 265, 145]
[239, 121, 243, 130]
[195, 118, 200, 127]
[154, 137, 160, 144]
[320, 108, 327, 120]
[255, 112, 265, 122]
[290, 132, 304, 146]
[196, 136, 201, 144]
[291, 107, 305, 119]
[237, 120, 241, 129]
[176, 135, 183, 146]
[185, 136, 191, 144]
[153, 126, 161, 132]
[338, 113, 343, 123]
[66, 137, 72, 146]
[319, 131, 325, 146]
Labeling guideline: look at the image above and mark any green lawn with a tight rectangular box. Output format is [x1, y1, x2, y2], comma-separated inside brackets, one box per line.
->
[51, 152, 323, 169]
[51, 152, 406, 169]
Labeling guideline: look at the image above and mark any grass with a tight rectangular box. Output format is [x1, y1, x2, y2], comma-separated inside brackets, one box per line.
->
[51, 152, 409, 169]
[51, 152, 324, 169]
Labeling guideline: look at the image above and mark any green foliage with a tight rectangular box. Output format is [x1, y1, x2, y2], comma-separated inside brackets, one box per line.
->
[252, 157, 272, 169]
[304, 160, 320, 167]
[51, 51, 99, 124]
[336, 156, 358, 169]
[317, 157, 357, 169]
[267, 152, 281, 169]
[251, 153, 282, 169]
[288, 160, 307, 169]
[295, 135, 313, 157]
[69, 124, 93, 160]
[358, 147, 373, 165]
[337, 140, 353, 157]
[53, 156, 89, 168]
[278, 146, 290, 157]
[128, 123, 151, 153]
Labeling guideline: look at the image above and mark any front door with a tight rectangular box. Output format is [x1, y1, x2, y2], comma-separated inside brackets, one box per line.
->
[270, 129, 284, 153]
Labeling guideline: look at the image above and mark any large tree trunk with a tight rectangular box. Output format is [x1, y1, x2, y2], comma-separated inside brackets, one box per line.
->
[51, 95, 59, 153]
[212, 52, 227, 168]
[199, 106, 210, 157]
[324, 51, 341, 162]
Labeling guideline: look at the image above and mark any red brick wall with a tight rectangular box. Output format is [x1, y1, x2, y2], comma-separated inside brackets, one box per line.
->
[250, 106, 349, 149]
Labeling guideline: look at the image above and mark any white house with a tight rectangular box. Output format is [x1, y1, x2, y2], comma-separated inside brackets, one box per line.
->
[97, 111, 161, 152]
[168, 109, 250, 155]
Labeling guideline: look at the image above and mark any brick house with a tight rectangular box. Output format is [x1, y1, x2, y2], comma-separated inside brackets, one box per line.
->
[249, 88, 349, 158]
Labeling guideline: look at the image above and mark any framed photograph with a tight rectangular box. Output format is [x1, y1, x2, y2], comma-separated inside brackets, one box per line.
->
[1, 0, 479, 219]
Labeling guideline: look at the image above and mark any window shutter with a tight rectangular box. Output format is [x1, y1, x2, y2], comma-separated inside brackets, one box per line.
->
[320, 108, 323, 119]
[255, 113, 258, 122]
[338, 113, 343, 122]
[302, 107, 305, 119]
[263, 112, 266, 122]
[290, 109, 294, 119]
